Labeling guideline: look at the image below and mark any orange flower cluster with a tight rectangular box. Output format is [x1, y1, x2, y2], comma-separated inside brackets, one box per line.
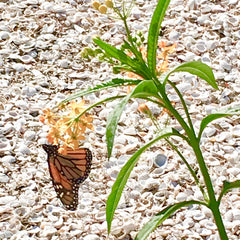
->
[156, 41, 176, 74]
[39, 100, 94, 153]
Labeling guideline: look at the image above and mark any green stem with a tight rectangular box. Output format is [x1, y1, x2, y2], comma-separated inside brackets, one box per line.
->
[168, 80, 195, 135]
[191, 139, 228, 240]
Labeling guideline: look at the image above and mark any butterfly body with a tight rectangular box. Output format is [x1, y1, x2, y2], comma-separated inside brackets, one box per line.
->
[42, 144, 92, 210]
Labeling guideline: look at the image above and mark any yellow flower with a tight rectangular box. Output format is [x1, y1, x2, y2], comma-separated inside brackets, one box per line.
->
[68, 100, 85, 115]
[47, 126, 61, 145]
[92, 0, 100, 10]
[105, 0, 113, 8]
[99, 4, 107, 14]
[39, 108, 56, 125]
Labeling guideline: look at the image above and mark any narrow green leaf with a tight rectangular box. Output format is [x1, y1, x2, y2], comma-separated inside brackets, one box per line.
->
[106, 95, 131, 158]
[147, 0, 171, 76]
[59, 78, 141, 105]
[218, 180, 240, 203]
[136, 200, 205, 240]
[106, 127, 183, 233]
[198, 107, 240, 140]
[159, 61, 218, 90]
[94, 37, 135, 66]
[94, 37, 151, 79]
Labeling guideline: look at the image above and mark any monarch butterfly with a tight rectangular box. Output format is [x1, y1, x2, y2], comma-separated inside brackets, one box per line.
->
[42, 144, 92, 210]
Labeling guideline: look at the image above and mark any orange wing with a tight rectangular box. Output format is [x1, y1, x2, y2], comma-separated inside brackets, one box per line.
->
[43, 144, 92, 210]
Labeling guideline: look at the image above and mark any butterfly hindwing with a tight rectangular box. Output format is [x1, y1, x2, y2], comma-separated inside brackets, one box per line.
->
[43, 144, 92, 210]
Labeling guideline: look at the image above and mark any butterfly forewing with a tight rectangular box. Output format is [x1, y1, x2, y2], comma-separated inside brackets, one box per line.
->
[42, 144, 92, 210]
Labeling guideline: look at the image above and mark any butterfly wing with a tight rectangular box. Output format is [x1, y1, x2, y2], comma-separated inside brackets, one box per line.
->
[60, 147, 92, 184]
[42, 144, 92, 210]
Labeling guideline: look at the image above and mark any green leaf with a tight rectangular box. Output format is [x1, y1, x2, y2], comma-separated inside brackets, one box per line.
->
[198, 107, 240, 140]
[94, 37, 151, 79]
[106, 95, 132, 158]
[131, 80, 160, 99]
[94, 37, 136, 66]
[218, 180, 240, 204]
[106, 80, 161, 158]
[159, 61, 218, 90]
[59, 78, 141, 105]
[147, 0, 171, 76]
[135, 200, 205, 240]
[106, 127, 182, 233]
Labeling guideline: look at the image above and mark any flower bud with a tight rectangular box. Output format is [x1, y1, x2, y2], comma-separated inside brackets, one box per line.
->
[92, 1, 100, 10]
[99, 4, 107, 14]
[105, 0, 113, 8]
[138, 103, 151, 115]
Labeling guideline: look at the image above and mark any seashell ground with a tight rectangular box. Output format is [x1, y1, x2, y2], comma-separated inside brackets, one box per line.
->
[1, 0, 240, 239]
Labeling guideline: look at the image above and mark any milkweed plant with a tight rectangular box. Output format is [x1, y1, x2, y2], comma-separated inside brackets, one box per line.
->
[45, 0, 240, 239]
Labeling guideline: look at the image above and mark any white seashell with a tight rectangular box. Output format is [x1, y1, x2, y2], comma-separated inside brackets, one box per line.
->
[232, 209, 240, 220]
[169, 30, 180, 41]
[176, 192, 188, 202]
[0, 173, 9, 183]
[94, 211, 105, 221]
[205, 105, 217, 114]
[0, 31, 10, 40]
[232, 126, 240, 137]
[197, 15, 210, 25]
[129, 190, 141, 200]
[95, 126, 105, 136]
[23, 130, 36, 141]
[58, 59, 69, 68]
[215, 132, 232, 142]
[108, 167, 119, 179]
[12, 63, 25, 72]
[124, 126, 137, 136]
[20, 55, 35, 64]
[186, 0, 197, 10]
[195, 42, 207, 53]
[74, 24, 85, 33]
[182, 217, 195, 228]
[220, 60, 232, 71]
[204, 127, 216, 137]
[0, 139, 12, 152]
[177, 83, 192, 93]
[15, 207, 30, 218]
[83, 235, 100, 240]
[1, 122, 15, 135]
[40, 223, 57, 237]
[22, 86, 37, 97]
[101, 33, 112, 42]
[124, 143, 139, 154]
[199, 228, 212, 236]
[192, 211, 205, 221]
[151, 168, 165, 178]
[16, 144, 31, 155]
[201, 53, 211, 64]
[1, 155, 16, 164]
[123, 220, 136, 234]
[143, 178, 159, 191]
[71, 12, 82, 24]
[228, 0, 238, 4]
